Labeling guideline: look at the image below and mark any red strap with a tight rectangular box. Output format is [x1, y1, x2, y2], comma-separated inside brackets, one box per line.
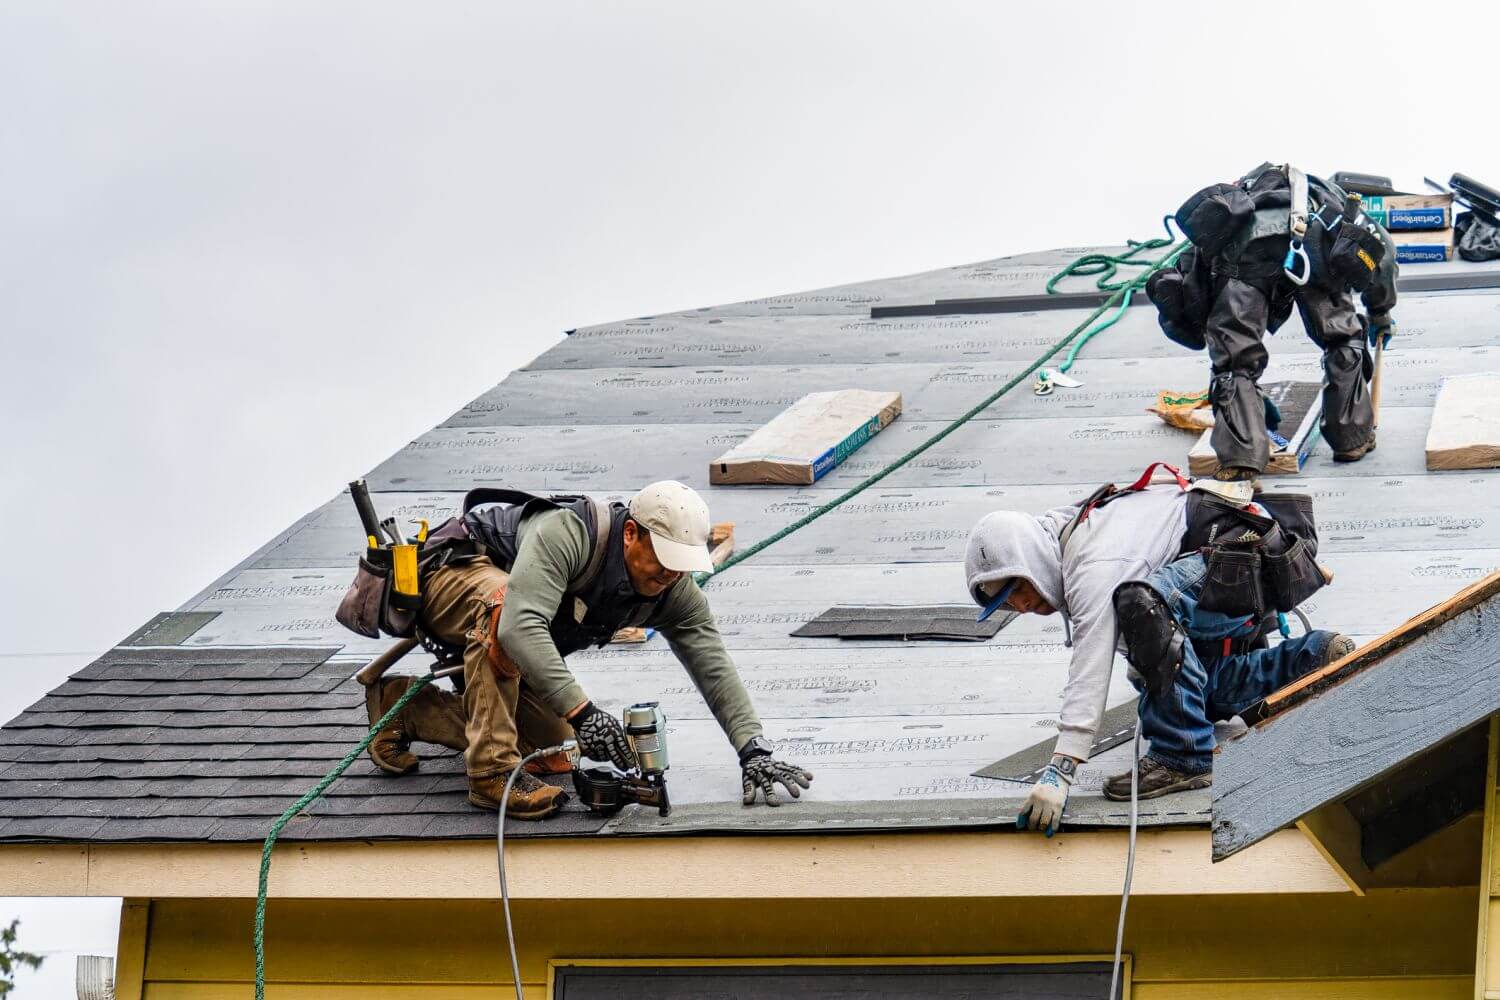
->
[1126, 461, 1190, 493]
[1223, 637, 1232, 658]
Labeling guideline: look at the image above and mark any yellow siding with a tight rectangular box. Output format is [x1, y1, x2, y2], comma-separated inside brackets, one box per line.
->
[135, 891, 1477, 997]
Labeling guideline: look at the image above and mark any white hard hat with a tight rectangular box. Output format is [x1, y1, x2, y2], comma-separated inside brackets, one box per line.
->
[628, 481, 714, 573]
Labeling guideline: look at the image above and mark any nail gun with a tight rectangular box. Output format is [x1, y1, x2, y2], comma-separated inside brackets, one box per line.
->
[569, 702, 672, 817]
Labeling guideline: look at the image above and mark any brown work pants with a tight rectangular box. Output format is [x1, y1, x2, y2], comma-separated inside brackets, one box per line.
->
[420, 557, 574, 778]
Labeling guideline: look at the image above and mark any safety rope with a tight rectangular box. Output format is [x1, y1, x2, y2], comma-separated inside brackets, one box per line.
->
[254, 232, 1188, 998]
[1043, 217, 1178, 379]
[253, 675, 434, 1000]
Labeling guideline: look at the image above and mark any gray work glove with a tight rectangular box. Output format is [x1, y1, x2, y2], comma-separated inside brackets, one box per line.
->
[569, 702, 636, 771]
[1017, 754, 1076, 837]
[739, 741, 814, 807]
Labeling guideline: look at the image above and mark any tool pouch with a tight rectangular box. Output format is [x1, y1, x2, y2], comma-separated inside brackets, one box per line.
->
[1261, 532, 1323, 612]
[335, 546, 421, 640]
[1198, 544, 1265, 616]
[1176, 184, 1255, 257]
[1146, 247, 1211, 351]
[336, 550, 393, 639]
[1327, 220, 1386, 292]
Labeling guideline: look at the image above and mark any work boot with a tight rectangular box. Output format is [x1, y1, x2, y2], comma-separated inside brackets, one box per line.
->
[524, 749, 575, 775]
[367, 679, 418, 775]
[365, 675, 469, 776]
[1332, 434, 1376, 463]
[1113, 583, 1187, 699]
[468, 769, 568, 819]
[1319, 632, 1357, 666]
[1103, 755, 1212, 801]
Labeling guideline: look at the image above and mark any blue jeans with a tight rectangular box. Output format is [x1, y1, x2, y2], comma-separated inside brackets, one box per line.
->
[1131, 554, 1335, 774]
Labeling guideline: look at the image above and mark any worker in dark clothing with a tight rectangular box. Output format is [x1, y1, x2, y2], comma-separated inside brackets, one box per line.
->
[364, 481, 813, 819]
[1149, 165, 1398, 484]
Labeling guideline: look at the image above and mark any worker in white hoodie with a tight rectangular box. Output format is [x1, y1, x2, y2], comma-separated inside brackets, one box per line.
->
[964, 478, 1354, 836]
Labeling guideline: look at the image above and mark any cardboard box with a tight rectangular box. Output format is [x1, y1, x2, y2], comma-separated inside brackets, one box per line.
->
[1392, 227, 1454, 264]
[1363, 192, 1453, 230]
[710, 389, 902, 485]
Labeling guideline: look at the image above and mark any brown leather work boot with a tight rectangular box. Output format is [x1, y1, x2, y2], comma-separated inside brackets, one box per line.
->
[1102, 755, 1212, 801]
[468, 770, 567, 819]
[367, 679, 418, 775]
[366, 675, 468, 776]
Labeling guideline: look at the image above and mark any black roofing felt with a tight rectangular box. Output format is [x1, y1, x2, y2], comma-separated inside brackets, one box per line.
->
[4, 248, 1500, 845]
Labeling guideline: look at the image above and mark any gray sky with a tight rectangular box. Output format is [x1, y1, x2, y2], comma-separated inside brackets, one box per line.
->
[2, 2, 1496, 994]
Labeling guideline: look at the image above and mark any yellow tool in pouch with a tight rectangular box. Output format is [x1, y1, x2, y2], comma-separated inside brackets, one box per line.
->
[392, 543, 420, 599]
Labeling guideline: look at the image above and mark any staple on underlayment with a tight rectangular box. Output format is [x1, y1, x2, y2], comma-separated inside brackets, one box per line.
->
[1188, 380, 1323, 477]
[1425, 372, 1500, 471]
[709, 389, 901, 486]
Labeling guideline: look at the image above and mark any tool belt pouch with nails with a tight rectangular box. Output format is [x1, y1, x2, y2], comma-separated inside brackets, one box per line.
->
[1176, 183, 1255, 257]
[1198, 544, 1265, 616]
[1191, 493, 1325, 616]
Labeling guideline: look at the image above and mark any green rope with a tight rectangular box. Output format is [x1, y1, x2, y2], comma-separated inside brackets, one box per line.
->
[1045, 217, 1177, 294]
[253, 673, 434, 1000]
[1042, 218, 1178, 376]
[253, 232, 1188, 995]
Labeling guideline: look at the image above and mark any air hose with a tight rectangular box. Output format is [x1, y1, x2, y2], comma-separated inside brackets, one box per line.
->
[254, 231, 1188, 999]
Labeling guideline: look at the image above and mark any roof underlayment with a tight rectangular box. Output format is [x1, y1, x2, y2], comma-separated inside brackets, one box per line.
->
[3, 247, 1499, 843]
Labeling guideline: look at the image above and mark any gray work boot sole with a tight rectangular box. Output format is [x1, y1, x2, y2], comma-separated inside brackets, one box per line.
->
[1103, 757, 1212, 801]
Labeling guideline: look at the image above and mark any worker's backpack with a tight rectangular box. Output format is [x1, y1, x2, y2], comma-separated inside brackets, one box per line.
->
[1061, 463, 1325, 618]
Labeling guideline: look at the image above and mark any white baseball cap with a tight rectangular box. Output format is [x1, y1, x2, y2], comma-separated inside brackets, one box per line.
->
[628, 481, 715, 573]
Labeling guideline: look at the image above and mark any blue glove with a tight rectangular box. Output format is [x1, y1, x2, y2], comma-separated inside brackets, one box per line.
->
[1368, 311, 1395, 349]
[1017, 754, 1076, 837]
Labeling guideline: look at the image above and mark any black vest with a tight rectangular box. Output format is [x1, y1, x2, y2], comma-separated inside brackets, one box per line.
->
[462, 495, 665, 655]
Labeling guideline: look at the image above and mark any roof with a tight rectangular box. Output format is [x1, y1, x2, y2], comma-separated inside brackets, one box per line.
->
[4, 245, 1500, 845]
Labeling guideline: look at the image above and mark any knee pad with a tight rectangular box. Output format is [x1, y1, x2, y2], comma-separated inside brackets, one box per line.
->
[1114, 582, 1187, 699]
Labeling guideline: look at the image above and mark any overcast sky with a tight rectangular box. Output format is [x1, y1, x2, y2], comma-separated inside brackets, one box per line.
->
[3, 2, 1496, 995]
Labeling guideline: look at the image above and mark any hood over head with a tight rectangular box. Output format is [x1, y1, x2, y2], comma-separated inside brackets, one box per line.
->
[964, 510, 1066, 615]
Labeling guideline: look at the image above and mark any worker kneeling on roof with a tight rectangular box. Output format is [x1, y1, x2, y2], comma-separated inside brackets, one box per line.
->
[964, 465, 1355, 836]
[368, 481, 812, 820]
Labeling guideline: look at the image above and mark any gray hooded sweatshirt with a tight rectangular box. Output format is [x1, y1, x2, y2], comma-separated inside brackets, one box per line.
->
[964, 485, 1189, 761]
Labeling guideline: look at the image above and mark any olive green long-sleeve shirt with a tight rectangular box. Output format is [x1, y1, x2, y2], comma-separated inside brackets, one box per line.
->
[495, 508, 763, 752]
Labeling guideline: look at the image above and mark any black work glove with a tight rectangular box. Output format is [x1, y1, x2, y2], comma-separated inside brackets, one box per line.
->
[569, 702, 636, 771]
[739, 743, 814, 807]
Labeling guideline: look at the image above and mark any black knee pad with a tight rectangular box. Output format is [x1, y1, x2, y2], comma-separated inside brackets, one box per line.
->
[1114, 582, 1186, 698]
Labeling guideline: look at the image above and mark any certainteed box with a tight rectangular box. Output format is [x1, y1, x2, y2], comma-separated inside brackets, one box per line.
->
[1363, 192, 1453, 231]
[1392, 227, 1455, 263]
[709, 389, 902, 485]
